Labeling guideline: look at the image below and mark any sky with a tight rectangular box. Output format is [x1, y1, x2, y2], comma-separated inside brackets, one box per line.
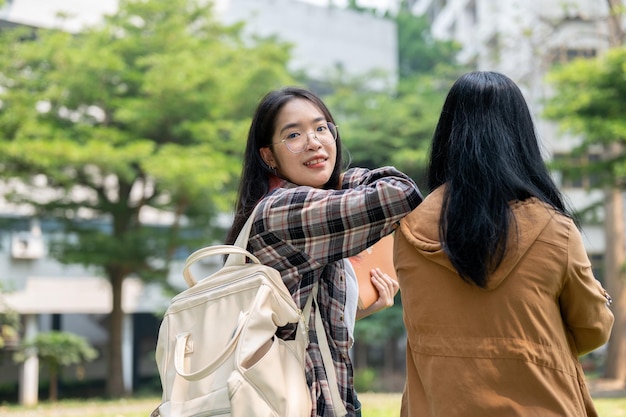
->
[2, 0, 118, 32]
[303, 0, 396, 10]
[2, 0, 397, 32]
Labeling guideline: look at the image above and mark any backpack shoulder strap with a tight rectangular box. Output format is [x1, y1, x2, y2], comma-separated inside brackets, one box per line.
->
[226, 205, 261, 267]
[310, 282, 348, 417]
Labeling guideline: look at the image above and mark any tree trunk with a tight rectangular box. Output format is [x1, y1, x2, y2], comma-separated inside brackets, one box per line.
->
[106, 270, 127, 397]
[383, 338, 395, 376]
[49, 370, 58, 402]
[602, 0, 626, 383]
[353, 341, 369, 369]
[607, 0, 625, 46]
[603, 187, 626, 380]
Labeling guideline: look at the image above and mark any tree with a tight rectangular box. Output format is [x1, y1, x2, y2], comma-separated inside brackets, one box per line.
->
[607, 0, 625, 45]
[395, 5, 460, 80]
[323, 1, 463, 188]
[544, 46, 626, 381]
[13, 331, 98, 401]
[0, 0, 294, 396]
[324, 72, 454, 189]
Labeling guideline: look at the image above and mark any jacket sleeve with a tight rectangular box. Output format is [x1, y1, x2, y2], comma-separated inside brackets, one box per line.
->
[560, 221, 614, 356]
[258, 166, 422, 265]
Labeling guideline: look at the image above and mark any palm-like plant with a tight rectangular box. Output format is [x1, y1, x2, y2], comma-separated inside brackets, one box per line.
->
[14, 331, 98, 401]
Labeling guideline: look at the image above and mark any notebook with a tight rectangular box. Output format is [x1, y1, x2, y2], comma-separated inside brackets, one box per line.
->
[348, 234, 397, 310]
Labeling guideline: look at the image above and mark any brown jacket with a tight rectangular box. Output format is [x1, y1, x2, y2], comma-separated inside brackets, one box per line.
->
[396, 186, 614, 417]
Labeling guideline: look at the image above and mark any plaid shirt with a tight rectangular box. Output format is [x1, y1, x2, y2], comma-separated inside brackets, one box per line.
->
[247, 167, 422, 416]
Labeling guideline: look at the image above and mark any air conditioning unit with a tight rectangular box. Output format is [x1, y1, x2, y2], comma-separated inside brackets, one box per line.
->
[11, 231, 45, 260]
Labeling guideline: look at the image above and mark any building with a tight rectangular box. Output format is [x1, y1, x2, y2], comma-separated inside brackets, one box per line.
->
[218, 0, 398, 87]
[0, 0, 399, 404]
[1, 0, 397, 85]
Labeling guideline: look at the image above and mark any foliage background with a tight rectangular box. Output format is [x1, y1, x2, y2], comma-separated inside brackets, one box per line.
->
[0, 0, 461, 398]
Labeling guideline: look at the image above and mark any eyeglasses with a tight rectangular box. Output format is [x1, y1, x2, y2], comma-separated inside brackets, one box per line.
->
[271, 122, 338, 154]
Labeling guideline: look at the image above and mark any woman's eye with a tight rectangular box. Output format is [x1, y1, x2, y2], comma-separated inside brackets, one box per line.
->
[286, 132, 300, 140]
[316, 125, 328, 132]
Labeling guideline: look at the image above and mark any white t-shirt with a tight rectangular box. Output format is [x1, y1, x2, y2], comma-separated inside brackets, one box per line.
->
[343, 259, 359, 348]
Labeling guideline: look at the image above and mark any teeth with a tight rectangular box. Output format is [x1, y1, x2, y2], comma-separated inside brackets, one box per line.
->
[305, 158, 325, 166]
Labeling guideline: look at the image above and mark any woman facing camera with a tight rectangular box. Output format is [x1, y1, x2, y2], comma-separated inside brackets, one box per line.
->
[226, 87, 422, 416]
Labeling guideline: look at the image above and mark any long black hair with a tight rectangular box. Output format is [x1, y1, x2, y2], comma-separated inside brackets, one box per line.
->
[428, 71, 568, 288]
[225, 87, 343, 245]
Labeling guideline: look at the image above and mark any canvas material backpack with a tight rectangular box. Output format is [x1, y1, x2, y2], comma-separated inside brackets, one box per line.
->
[152, 211, 312, 417]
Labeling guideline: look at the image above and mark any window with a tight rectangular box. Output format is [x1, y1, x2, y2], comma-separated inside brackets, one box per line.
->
[551, 151, 603, 189]
[465, 0, 477, 24]
[589, 253, 604, 285]
[549, 47, 597, 65]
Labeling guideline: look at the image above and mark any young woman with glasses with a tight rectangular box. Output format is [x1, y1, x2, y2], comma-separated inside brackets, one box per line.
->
[225, 87, 422, 416]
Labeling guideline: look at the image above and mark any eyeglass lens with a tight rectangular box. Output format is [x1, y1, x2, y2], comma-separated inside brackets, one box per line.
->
[283, 122, 337, 153]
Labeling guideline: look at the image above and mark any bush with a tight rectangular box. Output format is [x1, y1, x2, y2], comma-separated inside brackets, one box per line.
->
[13, 331, 98, 401]
[354, 367, 378, 392]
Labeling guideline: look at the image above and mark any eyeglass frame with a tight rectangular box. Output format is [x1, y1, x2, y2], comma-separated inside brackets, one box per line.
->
[269, 122, 338, 154]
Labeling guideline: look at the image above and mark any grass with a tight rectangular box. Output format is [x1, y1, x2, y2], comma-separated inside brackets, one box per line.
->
[594, 397, 626, 417]
[359, 394, 626, 417]
[360, 393, 402, 417]
[0, 397, 156, 417]
[0, 394, 624, 417]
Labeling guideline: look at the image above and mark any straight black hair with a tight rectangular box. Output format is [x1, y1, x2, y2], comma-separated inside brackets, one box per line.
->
[428, 71, 568, 287]
[225, 87, 343, 245]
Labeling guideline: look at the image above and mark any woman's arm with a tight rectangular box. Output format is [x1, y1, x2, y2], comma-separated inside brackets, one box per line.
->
[560, 222, 614, 356]
[257, 166, 422, 265]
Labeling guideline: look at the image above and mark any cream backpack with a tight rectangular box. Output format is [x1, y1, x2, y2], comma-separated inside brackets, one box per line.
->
[152, 208, 347, 417]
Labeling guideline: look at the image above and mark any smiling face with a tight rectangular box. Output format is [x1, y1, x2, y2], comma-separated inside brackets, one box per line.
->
[259, 98, 337, 188]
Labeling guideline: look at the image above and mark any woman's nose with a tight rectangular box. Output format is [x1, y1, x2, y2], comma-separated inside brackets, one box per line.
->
[305, 132, 323, 149]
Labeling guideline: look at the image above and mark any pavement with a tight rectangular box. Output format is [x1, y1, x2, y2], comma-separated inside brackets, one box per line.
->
[588, 378, 626, 398]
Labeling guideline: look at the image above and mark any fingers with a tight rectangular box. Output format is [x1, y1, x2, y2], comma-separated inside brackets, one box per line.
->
[371, 268, 399, 295]
[370, 268, 399, 308]
[358, 269, 399, 317]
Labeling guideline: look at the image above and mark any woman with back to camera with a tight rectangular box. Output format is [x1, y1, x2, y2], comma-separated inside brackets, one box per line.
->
[395, 71, 614, 417]
[225, 86, 422, 416]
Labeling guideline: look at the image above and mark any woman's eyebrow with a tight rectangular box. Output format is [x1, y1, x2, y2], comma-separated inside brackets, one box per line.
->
[278, 122, 301, 135]
[279, 117, 326, 134]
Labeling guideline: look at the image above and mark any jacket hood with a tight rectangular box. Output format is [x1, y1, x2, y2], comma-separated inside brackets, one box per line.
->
[399, 186, 556, 290]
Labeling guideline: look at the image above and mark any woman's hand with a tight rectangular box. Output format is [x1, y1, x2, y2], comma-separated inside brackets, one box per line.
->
[356, 268, 400, 320]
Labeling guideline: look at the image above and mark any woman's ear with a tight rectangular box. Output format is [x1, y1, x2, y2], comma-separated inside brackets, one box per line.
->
[259, 147, 276, 169]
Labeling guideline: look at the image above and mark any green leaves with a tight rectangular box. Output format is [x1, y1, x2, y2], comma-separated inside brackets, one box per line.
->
[324, 72, 458, 188]
[0, 0, 295, 279]
[0, 285, 20, 351]
[545, 47, 626, 145]
[13, 331, 98, 371]
[545, 46, 626, 190]
[319, 8, 463, 188]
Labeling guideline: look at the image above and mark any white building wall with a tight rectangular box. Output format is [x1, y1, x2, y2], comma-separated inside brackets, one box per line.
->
[0, 0, 119, 32]
[221, 0, 397, 85]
